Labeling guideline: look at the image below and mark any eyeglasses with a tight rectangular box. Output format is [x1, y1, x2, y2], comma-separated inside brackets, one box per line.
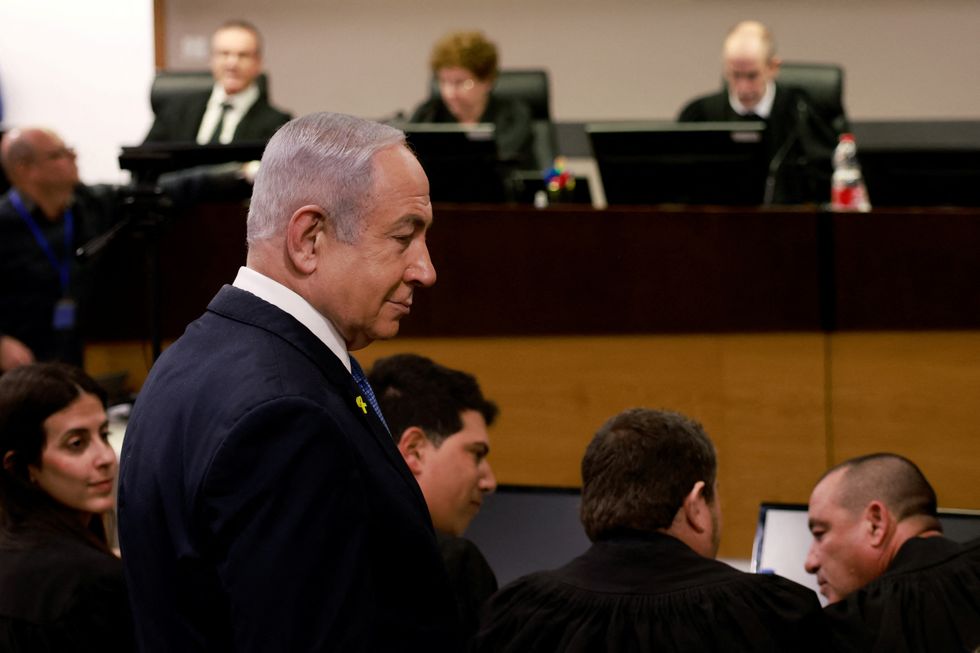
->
[213, 49, 259, 61]
[438, 77, 476, 92]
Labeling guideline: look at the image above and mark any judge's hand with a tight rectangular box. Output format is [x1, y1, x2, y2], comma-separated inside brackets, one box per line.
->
[0, 335, 35, 372]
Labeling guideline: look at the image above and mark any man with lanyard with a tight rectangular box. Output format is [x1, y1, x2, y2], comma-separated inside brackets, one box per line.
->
[0, 127, 252, 373]
[0, 127, 106, 372]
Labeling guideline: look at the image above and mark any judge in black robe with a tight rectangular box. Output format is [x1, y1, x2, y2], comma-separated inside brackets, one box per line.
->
[410, 94, 535, 171]
[679, 83, 841, 205]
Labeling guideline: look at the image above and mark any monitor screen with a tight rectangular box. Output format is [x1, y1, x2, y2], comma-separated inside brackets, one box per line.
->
[464, 485, 590, 586]
[402, 123, 507, 203]
[586, 121, 767, 206]
[750, 502, 980, 605]
[852, 120, 980, 207]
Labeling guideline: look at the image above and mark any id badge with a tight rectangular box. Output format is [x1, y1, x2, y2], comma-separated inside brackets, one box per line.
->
[53, 298, 77, 331]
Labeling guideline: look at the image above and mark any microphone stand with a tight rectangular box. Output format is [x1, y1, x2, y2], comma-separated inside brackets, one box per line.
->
[763, 99, 808, 206]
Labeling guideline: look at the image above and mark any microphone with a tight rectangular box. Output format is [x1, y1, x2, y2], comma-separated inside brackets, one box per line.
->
[763, 99, 807, 206]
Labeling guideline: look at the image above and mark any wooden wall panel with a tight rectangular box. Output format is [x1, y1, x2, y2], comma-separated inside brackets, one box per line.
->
[830, 331, 980, 510]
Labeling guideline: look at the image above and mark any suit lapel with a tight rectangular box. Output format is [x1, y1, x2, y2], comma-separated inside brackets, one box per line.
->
[206, 286, 431, 517]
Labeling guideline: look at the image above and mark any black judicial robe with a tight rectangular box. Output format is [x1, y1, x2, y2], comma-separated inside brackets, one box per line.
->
[825, 536, 980, 653]
[438, 533, 498, 648]
[678, 83, 842, 205]
[0, 529, 134, 652]
[410, 94, 536, 171]
[474, 530, 828, 652]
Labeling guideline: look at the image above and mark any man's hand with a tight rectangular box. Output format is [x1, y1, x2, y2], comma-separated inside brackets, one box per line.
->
[0, 335, 35, 372]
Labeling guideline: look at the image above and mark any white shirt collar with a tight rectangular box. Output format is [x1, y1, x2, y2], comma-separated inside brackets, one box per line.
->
[729, 80, 776, 119]
[232, 266, 351, 373]
[209, 81, 260, 111]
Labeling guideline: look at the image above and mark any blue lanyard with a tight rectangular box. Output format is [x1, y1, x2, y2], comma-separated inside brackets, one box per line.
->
[9, 190, 74, 295]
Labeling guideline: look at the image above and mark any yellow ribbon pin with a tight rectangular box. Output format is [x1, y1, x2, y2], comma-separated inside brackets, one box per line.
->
[355, 396, 368, 414]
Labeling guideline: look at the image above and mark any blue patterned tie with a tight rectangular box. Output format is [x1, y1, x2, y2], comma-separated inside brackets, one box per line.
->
[349, 356, 389, 432]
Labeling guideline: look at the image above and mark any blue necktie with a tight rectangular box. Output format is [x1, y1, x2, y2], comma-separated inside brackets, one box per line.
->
[349, 356, 389, 433]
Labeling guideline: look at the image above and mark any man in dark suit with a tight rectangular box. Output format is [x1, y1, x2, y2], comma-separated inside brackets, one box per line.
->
[678, 20, 842, 204]
[118, 112, 460, 651]
[144, 20, 291, 144]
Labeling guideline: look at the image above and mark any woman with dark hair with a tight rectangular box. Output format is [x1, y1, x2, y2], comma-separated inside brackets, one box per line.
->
[0, 362, 133, 651]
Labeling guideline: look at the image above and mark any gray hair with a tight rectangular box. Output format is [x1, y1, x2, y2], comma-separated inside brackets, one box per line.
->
[246, 112, 406, 246]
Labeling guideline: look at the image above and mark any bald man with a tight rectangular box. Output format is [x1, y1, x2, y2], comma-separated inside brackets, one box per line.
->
[0, 128, 108, 370]
[678, 20, 843, 205]
[0, 128, 251, 372]
[805, 453, 980, 652]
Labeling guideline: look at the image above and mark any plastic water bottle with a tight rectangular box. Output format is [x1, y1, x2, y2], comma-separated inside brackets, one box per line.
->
[831, 133, 871, 212]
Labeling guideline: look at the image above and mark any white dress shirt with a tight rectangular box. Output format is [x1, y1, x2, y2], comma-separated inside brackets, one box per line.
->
[232, 266, 351, 373]
[196, 83, 261, 145]
[729, 81, 776, 119]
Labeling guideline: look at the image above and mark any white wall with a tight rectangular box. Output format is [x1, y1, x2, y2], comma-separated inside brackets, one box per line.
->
[0, 1, 974, 183]
[0, 0, 154, 183]
[163, 0, 980, 124]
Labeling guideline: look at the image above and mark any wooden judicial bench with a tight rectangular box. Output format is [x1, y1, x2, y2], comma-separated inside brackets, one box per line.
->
[84, 202, 980, 558]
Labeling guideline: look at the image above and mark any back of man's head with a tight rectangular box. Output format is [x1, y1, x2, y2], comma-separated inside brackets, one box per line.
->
[824, 453, 939, 523]
[369, 353, 497, 446]
[580, 408, 717, 543]
[246, 112, 405, 248]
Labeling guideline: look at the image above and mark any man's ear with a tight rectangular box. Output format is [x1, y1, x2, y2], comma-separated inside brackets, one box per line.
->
[396, 427, 430, 476]
[2, 450, 16, 472]
[284, 205, 329, 275]
[863, 500, 892, 547]
[681, 480, 708, 534]
[769, 55, 782, 75]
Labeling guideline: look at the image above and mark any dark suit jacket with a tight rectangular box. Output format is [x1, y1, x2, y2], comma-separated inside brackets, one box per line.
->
[118, 286, 460, 652]
[144, 89, 291, 143]
[679, 83, 841, 204]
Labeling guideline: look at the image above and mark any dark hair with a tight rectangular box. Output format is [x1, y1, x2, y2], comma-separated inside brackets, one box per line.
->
[824, 452, 939, 523]
[0, 363, 110, 548]
[580, 408, 717, 541]
[368, 353, 497, 447]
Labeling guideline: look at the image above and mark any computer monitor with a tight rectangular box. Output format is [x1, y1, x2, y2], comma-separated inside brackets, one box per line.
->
[401, 123, 508, 203]
[750, 502, 980, 604]
[853, 120, 980, 207]
[464, 485, 590, 586]
[586, 121, 767, 206]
